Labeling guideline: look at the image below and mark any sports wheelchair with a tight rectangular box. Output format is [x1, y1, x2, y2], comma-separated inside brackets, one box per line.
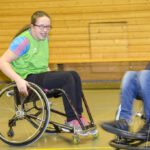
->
[0, 82, 98, 146]
[101, 100, 150, 150]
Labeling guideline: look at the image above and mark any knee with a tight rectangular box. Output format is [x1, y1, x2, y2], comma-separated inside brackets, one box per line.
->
[121, 71, 138, 88]
[138, 70, 150, 87]
[68, 71, 81, 81]
[65, 72, 75, 84]
[122, 71, 137, 85]
[69, 71, 80, 77]
[139, 70, 150, 78]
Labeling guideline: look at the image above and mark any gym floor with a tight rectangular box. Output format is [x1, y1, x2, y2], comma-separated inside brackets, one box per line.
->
[0, 89, 127, 150]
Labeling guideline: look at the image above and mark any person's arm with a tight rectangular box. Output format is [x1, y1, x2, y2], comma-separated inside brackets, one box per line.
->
[0, 49, 20, 81]
[0, 50, 29, 95]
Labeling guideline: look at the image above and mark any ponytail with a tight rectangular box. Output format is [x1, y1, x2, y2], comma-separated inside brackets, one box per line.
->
[13, 24, 30, 39]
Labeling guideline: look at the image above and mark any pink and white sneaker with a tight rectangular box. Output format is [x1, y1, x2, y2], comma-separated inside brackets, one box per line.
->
[66, 117, 90, 135]
[65, 119, 82, 132]
[80, 116, 90, 126]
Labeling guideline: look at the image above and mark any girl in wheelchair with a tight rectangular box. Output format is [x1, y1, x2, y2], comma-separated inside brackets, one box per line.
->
[101, 68, 150, 149]
[0, 10, 98, 146]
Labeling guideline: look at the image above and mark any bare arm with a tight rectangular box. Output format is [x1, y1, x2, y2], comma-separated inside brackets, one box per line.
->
[0, 49, 29, 95]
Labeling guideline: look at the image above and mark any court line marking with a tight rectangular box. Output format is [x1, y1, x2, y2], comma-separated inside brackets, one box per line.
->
[29, 147, 113, 150]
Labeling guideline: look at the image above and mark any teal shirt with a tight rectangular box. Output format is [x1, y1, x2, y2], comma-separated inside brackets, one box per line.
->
[11, 30, 49, 78]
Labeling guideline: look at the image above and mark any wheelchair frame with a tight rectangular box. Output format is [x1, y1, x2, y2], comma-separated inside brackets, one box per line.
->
[0, 82, 98, 146]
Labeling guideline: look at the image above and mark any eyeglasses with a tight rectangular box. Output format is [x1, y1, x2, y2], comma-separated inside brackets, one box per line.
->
[34, 24, 52, 30]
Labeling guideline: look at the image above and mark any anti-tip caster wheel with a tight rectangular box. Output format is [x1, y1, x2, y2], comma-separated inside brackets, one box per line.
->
[73, 134, 80, 144]
[92, 131, 99, 139]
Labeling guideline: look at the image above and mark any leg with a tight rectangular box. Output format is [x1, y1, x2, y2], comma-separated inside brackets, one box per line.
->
[117, 71, 140, 122]
[138, 70, 150, 121]
[26, 71, 82, 121]
[110, 70, 150, 149]
[67, 71, 83, 114]
[101, 71, 141, 135]
[67, 71, 91, 126]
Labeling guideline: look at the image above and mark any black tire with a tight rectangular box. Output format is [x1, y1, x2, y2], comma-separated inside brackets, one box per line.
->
[110, 138, 150, 150]
[0, 82, 50, 146]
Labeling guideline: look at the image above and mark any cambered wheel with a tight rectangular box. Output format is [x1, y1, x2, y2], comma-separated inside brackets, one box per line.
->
[0, 82, 50, 146]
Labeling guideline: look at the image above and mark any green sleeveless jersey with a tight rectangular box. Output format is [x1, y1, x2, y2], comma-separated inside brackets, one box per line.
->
[11, 30, 49, 79]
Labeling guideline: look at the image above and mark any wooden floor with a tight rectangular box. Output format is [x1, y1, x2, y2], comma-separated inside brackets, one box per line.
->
[0, 89, 123, 150]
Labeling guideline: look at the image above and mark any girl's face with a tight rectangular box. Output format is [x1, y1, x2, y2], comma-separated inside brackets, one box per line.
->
[31, 16, 51, 40]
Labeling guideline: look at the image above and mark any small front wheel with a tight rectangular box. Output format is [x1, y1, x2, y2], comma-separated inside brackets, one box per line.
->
[92, 131, 99, 139]
[73, 134, 80, 144]
[7, 128, 14, 137]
